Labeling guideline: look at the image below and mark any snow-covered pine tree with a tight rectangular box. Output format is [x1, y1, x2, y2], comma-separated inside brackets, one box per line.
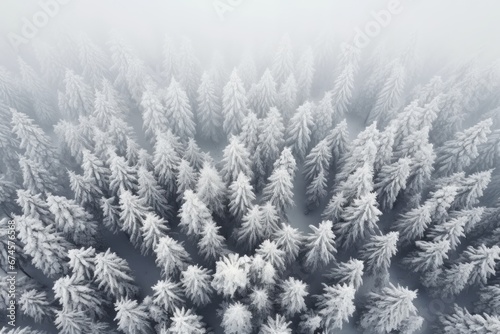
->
[211, 253, 250, 298]
[367, 61, 406, 125]
[108, 152, 138, 195]
[239, 111, 260, 152]
[197, 71, 223, 142]
[313, 91, 334, 143]
[168, 307, 207, 334]
[137, 167, 172, 218]
[254, 69, 278, 118]
[278, 74, 298, 121]
[153, 132, 181, 195]
[162, 34, 177, 84]
[119, 190, 149, 247]
[54, 309, 92, 334]
[183, 138, 204, 171]
[336, 192, 382, 247]
[19, 289, 53, 323]
[331, 61, 355, 120]
[77, 33, 108, 87]
[177, 37, 201, 104]
[222, 69, 247, 136]
[53, 275, 106, 320]
[47, 194, 97, 246]
[272, 34, 294, 85]
[114, 298, 154, 334]
[394, 203, 433, 244]
[438, 305, 500, 334]
[327, 258, 364, 290]
[151, 278, 185, 312]
[374, 157, 411, 210]
[273, 147, 298, 181]
[315, 283, 356, 331]
[359, 283, 418, 334]
[197, 220, 228, 263]
[303, 138, 332, 184]
[437, 262, 474, 297]
[82, 149, 110, 190]
[100, 197, 121, 233]
[476, 285, 500, 315]
[259, 314, 292, 334]
[140, 86, 168, 142]
[176, 159, 197, 202]
[164, 78, 196, 139]
[303, 220, 336, 270]
[298, 311, 322, 334]
[305, 168, 328, 210]
[435, 118, 492, 176]
[262, 167, 294, 213]
[178, 190, 212, 238]
[154, 236, 192, 279]
[402, 239, 451, 273]
[359, 232, 398, 284]
[278, 277, 308, 317]
[19, 156, 59, 195]
[258, 107, 285, 176]
[427, 214, 468, 250]
[62, 69, 93, 118]
[460, 244, 500, 286]
[254, 239, 286, 273]
[221, 302, 253, 334]
[260, 201, 281, 237]
[196, 162, 226, 216]
[228, 173, 255, 220]
[326, 119, 350, 165]
[296, 47, 315, 103]
[286, 101, 314, 160]
[141, 213, 169, 255]
[180, 265, 213, 307]
[221, 136, 253, 185]
[68, 171, 103, 209]
[339, 162, 375, 202]
[68, 247, 96, 280]
[94, 249, 138, 298]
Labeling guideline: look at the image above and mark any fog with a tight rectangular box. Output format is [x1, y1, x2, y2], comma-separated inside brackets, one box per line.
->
[1, 0, 500, 67]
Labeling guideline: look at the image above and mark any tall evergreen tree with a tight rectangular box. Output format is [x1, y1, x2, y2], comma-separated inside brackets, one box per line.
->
[197, 71, 223, 142]
[222, 69, 247, 136]
[221, 136, 253, 184]
[164, 78, 196, 139]
[286, 102, 314, 160]
[303, 220, 337, 270]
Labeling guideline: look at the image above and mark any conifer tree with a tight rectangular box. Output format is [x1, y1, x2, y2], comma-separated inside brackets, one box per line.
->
[251, 69, 278, 118]
[427, 214, 468, 250]
[177, 37, 201, 103]
[140, 86, 169, 141]
[327, 259, 364, 290]
[19, 156, 59, 195]
[278, 74, 298, 121]
[359, 232, 399, 280]
[272, 34, 294, 85]
[16, 216, 71, 277]
[222, 302, 253, 334]
[176, 159, 197, 202]
[179, 190, 212, 238]
[315, 283, 356, 331]
[162, 35, 177, 83]
[461, 245, 500, 285]
[82, 149, 110, 190]
[286, 102, 314, 160]
[114, 298, 154, 334]
[180, 265, 213, 307]
[239, 111, 260, 152]
[258, 107, 285, 175]
[141, 213, 169, 255]
[228, 173, 255, 220]
[261, 202, 281, 237]
[197, 71, 223, 142]
[196, 162, 226, 216]
[153, 132, 181, 195]
[222, 69, 247, 136]
[137, 167, 171, 218]
[262, 167, 295, 213]
[197, 220, 228, 263]
[313, 91, 334, 142]
[168, 307, 207, 334]
[439, 305, 500, 334]
[278, 277, 308, 317]
[476, 285, 500, 315]
[360, 283, 418, 334]
[402, 239, 451, 273]
[155, 236, 192, 279]
[255, 239, 286, 273]
[436, 118, 492, 175]
[305, 169, 328, 210]
[337, 192, 382, 247]
[303, 220, 337, 270]
[47, 195, 97, 246]
[331, 62, 355, 119]
[339, 162, 375, 202]
[54, 309, 92, 334]
[221, 136, 253, 184]
[303, 138, 332, 183]
[237, 52, 257, 89]
[296, 47, 315, 102]
[119, 190, 149, 247]
[273, 147, 298, 180]
[164, 78, 196, 139]
[212, 253, 250, 297]
[394, 203, 433, 244]
[68, 171, 103, 208]
[438, 262, 474, 297]
[259, 314, 292, 334]
[183, 138, 204, 171]
[62, 69, 93, 117]
[68, 247, 96, 280]
[108, 152, 138, 195]
[326, 119, 350, 164]
[374, 157, 411, 210]
[95, 249, 138, 298]
[152, 278, 184, 312]
[19, 289, 53, 323]
[100, 197, 121, 233]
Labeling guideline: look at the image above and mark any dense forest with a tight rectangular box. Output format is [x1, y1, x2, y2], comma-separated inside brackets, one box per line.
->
[0, 27, 499, 334]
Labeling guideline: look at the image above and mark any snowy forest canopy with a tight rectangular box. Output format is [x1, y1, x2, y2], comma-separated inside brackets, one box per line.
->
[1, 2, 500, 334]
